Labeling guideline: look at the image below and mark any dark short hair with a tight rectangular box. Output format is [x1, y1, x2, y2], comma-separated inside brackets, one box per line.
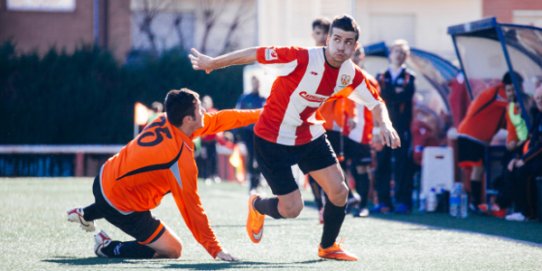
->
[164, 88, 199, 126]
[330, 15, 360, 41]
[502, 71, 524, 86]
[312, 17, 331, 33]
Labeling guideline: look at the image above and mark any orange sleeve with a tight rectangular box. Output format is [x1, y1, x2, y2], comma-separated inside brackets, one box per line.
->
[169, 175, 223, 258]
[332, 98, 356, 130]
[342, 98, 357, 120]
[194, 109, 262, 138]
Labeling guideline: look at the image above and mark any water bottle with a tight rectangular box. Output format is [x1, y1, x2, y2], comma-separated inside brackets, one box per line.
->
[460, 190, 468, 218]
[427, 188, 437, 212]
[411, 189, 419, 211]
[419, 194, 426, 212]
[449, 184, 460, 217]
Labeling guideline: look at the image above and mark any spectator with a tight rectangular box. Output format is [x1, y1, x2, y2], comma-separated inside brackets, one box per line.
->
[235, 76, 266, 192]
[147, 101, 164, 124]
[199, 95, 220, 183]
[308, 17, 331, 223]
[457, 71, 524, 211]
[373, 39, 416, 213]
[498, 85, 542, 221]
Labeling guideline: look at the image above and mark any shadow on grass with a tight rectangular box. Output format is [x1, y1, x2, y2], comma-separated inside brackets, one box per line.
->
[43, 256, 322, 270]
[164, 259, 323, 270]
[369, 212, 542, 245]
[43, 256, 130, 266]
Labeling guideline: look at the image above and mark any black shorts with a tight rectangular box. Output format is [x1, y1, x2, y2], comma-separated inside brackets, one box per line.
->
[92, 177, 165, 244]
[326, 130, 371, 166]
[347, 140, 372, 166]
[254, 134, 338, 195]
[457, 135, 485, 167]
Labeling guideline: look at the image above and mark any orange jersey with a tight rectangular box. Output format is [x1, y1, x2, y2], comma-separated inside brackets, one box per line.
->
[318, 70, 379, 144]
[458, 84, 514, 143]
[100, 109, 261, 257]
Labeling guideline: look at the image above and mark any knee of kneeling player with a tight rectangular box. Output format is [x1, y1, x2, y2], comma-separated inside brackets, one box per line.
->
[162, 242, 182, 259]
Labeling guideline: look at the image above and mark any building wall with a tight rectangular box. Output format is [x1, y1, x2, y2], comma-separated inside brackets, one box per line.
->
[0, 0, 131, 60]
[483, 0, 542, 25]
[258, 0, 352, 47]
[107, 0, 132, 60]
[258, 0, 482, 59]
[355, 0, 482, 59]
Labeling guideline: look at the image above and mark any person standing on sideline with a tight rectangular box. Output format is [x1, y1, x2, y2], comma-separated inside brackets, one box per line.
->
[190, 15, 400, 261]
[200, 95, 220, 182]
[457, 71, 525, 211]
[347, 48, 380, 217]
[309, 17, 331, 223]
[373, 39, 416, 214]
[236, 75, 266, 193]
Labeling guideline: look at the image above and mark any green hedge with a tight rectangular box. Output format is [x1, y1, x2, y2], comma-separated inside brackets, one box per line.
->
[0, 42, 244, 144]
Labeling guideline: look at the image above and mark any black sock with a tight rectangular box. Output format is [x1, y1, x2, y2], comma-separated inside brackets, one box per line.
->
[101, 240, 156, 259]
[254, 197, 283, 219]
[320, 200, 346, 248]
[355, 173, 369, 208]
[471, 181, 482, 206]
[82, 204, 102, 221]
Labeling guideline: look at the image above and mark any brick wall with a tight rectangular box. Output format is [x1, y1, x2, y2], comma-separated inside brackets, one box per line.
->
[0, 0, 130, 61]
[483, 0, 542, 23]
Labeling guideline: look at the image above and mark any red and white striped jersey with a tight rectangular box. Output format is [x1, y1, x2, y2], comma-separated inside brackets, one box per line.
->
[346, 71, 379, 145]
[254, 46, 382, 146]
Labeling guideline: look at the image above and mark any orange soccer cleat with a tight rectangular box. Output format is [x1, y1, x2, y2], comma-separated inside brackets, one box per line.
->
[246, 194, 265, 243]
[318, 242, 359, 261]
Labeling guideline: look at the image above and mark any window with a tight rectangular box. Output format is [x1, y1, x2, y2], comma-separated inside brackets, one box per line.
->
[7, 0, 76, 12]
[513, 10, 542, 27]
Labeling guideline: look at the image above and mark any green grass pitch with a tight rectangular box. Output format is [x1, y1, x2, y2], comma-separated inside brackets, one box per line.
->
[1, 178, 541, 270]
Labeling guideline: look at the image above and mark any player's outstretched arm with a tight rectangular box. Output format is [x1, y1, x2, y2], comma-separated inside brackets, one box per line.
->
[189, 47, 258, 74]
[216, 250, 238, 261]
[371, 101, 401, 149]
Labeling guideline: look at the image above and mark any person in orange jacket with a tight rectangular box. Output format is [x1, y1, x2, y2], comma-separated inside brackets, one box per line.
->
[457, 71, 523, 211]
[68, 88, 261, 261]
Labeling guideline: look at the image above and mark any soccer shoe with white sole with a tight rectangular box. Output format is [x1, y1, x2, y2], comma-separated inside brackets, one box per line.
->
[505, 212, 526, 222]
[67, 208, 96, 232]
[246, 194, 265, 243]
[94, 230, 112, 258]
[318, 242, 358, 261]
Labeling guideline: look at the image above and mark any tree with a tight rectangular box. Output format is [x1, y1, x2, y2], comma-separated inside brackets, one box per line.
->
[219, 0, 254, 54]
[198, 0, 226, 54]
[136, 0, 173, 53]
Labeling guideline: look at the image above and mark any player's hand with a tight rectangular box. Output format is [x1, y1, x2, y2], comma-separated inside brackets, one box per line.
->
[515, 159, 525, 168]
[371, 135, 385, 152]
[216, 250, 238, 261]
[506, 140, 517, 151]
[380, 124, 401, 149]
[189, 48, 214, 74]
[507, 159, 517, 172]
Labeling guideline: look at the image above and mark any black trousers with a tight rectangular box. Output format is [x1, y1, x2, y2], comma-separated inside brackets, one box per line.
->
[200, 140, 217, 179]
[239, 129, 260, 190]
[375, 131, 413, 207]
[497, 158, 542, 216]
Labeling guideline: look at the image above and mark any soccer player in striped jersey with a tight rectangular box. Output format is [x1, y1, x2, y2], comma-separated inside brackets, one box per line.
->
[190, 15, 400, 261]
[67, 88, 261, 261]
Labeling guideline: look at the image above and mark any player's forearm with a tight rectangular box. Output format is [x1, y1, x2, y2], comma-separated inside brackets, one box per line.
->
[210, 47, 258, 70]
[371, 101, 393, 128]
